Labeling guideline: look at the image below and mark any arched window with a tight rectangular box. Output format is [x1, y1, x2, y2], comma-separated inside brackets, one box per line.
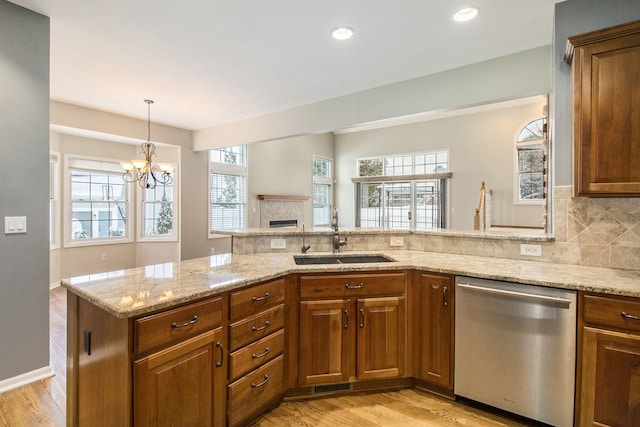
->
[515, 117, 546, 202]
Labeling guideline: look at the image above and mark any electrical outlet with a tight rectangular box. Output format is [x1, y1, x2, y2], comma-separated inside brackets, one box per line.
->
[210, 247, 216, 254]
[520, 244, 542, 257]
[270, 238, 286, 249]
[101, 253, 108, 262]
[390, 237, 404, 247]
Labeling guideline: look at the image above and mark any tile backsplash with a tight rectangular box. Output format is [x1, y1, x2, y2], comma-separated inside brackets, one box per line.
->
[232, 186, 640, 271]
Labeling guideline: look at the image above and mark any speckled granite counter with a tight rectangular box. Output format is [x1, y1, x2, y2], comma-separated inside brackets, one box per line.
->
[61, 251, 640, 319]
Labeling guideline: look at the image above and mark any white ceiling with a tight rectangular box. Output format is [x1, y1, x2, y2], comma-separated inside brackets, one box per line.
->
[10, 0, 563, 131]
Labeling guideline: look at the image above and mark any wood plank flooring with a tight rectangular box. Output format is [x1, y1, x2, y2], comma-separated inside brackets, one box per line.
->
[0, 287, 530, 427]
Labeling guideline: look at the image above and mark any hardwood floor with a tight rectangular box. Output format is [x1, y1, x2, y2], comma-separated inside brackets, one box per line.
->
[0, 287, 530, 427]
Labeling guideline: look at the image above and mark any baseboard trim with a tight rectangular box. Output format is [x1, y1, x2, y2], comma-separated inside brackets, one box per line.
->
[50, 281, 61, 290]
[0, 366, 55, 393]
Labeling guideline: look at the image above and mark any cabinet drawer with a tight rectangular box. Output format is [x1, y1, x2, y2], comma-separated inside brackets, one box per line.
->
[229, 304, 285, 351]
[584, 294, 640, 332]
[135, 297, 223, 355]
[228, 355, 284, 427]
[300, 272, 406, 299]
[229, 329, 284, 381]
[230, 278, 285, 321]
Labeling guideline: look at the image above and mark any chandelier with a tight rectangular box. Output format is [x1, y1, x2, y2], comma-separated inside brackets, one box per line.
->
[120, 99, 174, 189]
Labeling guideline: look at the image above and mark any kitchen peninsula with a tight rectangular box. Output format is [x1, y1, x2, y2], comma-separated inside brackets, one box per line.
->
[63, 228, 640, 427]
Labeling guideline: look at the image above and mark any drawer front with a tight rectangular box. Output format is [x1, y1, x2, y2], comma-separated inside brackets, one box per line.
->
[230, 278, 285, 321]
[227, 355, 284, 427]
[584, 295, 640, 332]
[229, 329, 284, 382]
[135, 297, 223, 355]
[229, 304, 285, 351]
[300, 272, 406, 299]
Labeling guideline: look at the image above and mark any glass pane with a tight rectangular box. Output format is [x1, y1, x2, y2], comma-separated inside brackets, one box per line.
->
[210, 145, 246, 166]
[383, 182, 410, 229]
[358, 159, 383, 177]
[71, 182, 90, 201]
[359, 183, 383, 228]
[517, 118, 545, 142]
[519, 173, 544, 200]
[313, 157, 331, 178]
[415, 181, 441, 230]
[518, 149, 544, 173]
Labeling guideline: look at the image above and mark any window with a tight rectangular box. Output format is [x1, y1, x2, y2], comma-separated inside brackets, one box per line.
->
[139, 172, 177, 241]
[515, 117, 546, 203]
[65, 156, 131, 246]
[50, 152, 60, 249]
[313, 156, 332, 226]
[209, 146, 247, 232]
[354, 151, 449, 230]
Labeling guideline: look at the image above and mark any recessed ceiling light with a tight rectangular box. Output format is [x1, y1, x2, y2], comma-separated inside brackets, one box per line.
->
[331, 26, 355, 41]
[453, 6, 480, 22]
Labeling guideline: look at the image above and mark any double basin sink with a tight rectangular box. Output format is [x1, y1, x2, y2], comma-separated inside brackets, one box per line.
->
[293, 254, 395, 265]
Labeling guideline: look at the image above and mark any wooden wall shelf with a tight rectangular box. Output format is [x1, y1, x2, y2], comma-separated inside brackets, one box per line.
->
[258, 195, 310, 201]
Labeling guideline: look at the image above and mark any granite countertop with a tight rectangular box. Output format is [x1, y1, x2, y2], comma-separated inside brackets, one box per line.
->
[61, 251, 640, 319]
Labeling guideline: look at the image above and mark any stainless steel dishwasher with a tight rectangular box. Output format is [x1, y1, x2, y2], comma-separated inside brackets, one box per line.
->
[454, 276, 577, 427]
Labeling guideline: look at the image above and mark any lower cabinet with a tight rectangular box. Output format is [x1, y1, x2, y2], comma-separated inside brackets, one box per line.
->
[414, 272, 454, 393]
[297, 272, 407, 386]
[578, 293, 640, 426]
[134, 328, 225, 427]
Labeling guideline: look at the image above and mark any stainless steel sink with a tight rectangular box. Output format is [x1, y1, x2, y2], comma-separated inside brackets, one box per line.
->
[293, 254, 395, 265]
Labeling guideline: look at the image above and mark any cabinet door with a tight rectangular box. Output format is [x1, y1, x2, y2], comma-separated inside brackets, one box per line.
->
[579, 326, 640, 427]
[570, 21, 640, 196]
[299, 299, 351, 385]
[356, 296, 405, 380]
[417, 273, 454, 390]
[134, 328, 225, 427]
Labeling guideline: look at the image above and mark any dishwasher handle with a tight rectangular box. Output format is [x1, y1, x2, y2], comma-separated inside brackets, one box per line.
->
[457, 282, 573, 305]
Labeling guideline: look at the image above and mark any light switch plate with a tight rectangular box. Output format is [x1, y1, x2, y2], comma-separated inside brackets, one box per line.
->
[5, 216, 27, 234]
[270, 238, 287, 249]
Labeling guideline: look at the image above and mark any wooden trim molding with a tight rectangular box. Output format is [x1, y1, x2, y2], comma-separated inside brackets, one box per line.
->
[351, 172, 453, 183]
[257, 195, 310, 201]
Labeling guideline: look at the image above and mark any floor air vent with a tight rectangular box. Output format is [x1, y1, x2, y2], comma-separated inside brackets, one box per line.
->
[313, 383, 352, 394]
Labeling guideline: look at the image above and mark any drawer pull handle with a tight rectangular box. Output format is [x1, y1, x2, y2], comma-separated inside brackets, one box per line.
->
[345, 282, 364, 289]
[215, 341, 224, 367]
[252, 293, 271, 302]
[359, 308, 365, 328]
[252, 320, 271, 332]
[344, 309, 349, 329]
[443, 286, 449, 307]
[252, 347, 271, 359]
[621, 311, 640, 321]
[171, 315, 199, 329]
[251, 374, 270, 388]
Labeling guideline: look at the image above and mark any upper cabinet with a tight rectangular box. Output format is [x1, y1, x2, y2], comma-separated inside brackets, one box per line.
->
[566, 20, 640, 197]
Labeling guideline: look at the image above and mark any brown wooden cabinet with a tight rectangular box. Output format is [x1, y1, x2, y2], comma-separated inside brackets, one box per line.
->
[67, 294, 228, 427]
[577, 293, 640, 426]
[134, 328, 225, 427]
[567, 20, 640, 196]
[413, 272, 454, 395]
[298, 272, 407, 386]
[227, 278, 286, 427]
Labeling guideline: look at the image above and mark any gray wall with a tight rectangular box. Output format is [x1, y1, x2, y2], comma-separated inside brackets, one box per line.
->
[335, 99, 548, 230]
[247, 133, 334, 228]
[553, 0, 640, 185]
[0, 1, 50, 381]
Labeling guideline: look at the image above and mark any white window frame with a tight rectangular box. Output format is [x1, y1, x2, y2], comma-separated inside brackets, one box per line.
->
[354, 150, 450, 231]
[64, 154, 133, 248]
[137, 164, 178, 242]
[513, 117, 546, 205]
[312, 156, 333, 227]
[50, 152, 60, 250]
[209, 146, 247, 235]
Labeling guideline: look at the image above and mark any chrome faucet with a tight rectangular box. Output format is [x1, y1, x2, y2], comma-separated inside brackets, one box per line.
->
[330, 208, 347, 253]
[301, 224, 311, 254]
